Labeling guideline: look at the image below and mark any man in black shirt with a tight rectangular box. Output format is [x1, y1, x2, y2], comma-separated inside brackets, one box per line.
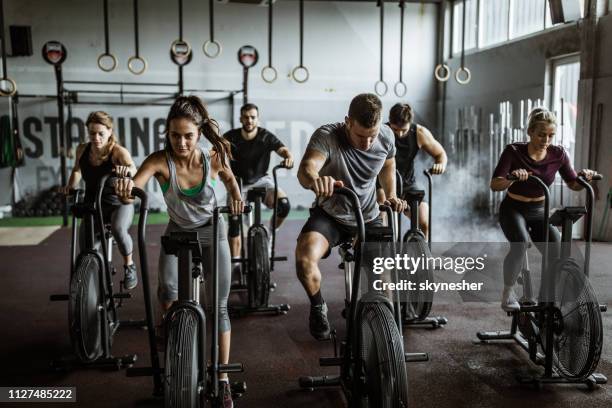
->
[224, 103, 294, 259]
[377, 103, 447, 239]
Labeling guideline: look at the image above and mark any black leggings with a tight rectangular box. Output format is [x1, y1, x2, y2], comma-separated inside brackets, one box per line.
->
[498, 196, 560, 287]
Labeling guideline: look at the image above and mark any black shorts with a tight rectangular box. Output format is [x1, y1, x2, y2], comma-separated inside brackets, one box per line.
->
[299, 206, 383, 258]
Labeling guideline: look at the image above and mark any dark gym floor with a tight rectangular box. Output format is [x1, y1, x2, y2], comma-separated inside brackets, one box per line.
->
[1, 219, 612, 408]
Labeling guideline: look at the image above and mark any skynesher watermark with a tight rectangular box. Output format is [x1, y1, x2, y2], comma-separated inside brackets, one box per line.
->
[371, 279, 484, 292]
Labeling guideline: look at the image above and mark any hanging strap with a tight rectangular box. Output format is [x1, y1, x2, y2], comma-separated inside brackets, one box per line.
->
[203, 0, 222, 58]
[103, 0, 110, 55]
[291, 0, 309, 83]
[261, 0, 277, 83]
[374, 0, 387, 96]
[434, 0, 450, 82]
[97, 0, 117, 72]
[179, 0, 184, 40]
[128, 0, 147, 74]
[455, 0, 471, 84]
[133, 0, 140, 57]
[394, 0, 407, 96]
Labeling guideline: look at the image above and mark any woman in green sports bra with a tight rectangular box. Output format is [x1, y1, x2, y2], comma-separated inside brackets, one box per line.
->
[115, 96, 243, 405]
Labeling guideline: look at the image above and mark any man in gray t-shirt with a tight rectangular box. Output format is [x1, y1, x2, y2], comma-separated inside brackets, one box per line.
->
[295, 93, 407, 341]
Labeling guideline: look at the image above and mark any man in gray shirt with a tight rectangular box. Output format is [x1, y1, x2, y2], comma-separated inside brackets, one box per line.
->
[296, 93, 407, 340]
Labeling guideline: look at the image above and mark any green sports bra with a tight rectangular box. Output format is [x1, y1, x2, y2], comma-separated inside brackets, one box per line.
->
[160, 178, 217, 196]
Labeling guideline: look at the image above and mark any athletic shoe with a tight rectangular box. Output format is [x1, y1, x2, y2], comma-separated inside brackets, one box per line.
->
[501, 286, 520, 312]
[309, 302, 331, 340]
[123, 264, 138, 290]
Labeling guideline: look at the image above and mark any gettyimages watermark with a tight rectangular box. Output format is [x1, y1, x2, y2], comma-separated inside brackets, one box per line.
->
[351, 241, 605, 304]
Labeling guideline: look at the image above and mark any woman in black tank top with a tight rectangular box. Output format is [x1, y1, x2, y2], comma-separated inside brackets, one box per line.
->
[60, 111, 139, 291]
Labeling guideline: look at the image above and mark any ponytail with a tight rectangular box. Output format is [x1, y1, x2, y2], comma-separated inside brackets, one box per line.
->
[165, 95, 231, 167]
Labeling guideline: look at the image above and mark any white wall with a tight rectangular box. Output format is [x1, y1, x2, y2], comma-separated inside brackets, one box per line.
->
[1, 0, 439, 208]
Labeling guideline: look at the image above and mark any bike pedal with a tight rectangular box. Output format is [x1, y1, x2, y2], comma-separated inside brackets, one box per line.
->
[231, 381, 247, 396]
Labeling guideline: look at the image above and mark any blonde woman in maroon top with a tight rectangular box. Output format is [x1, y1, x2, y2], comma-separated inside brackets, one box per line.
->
[490, 107, 596, 311]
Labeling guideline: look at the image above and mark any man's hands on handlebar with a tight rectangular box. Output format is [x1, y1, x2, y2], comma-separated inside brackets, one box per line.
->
[430, 163, 446, 175]
[281, 157, 294, 169]
[310, 176, 344, 198]
[384, 197, 407, 213]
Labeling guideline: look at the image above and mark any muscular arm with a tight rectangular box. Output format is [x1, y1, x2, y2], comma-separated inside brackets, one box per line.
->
[297, 148, 326, 190]
[378, 158, 397, 199]
[112, 146, 138, 176]
[417, 126, 447, 172]
[212, 150, 241, 201]
[276, 146, 292, 160]
[116, 152, 163, 203]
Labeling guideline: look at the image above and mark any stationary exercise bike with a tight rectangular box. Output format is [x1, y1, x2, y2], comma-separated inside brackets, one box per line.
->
[230, 163, 290, 315]
[129, 205, 251, 407]
[299, 187, 428, 407]
[397, 169, 448, 328]
[50, 175, 160, 386]
[477, 173, 607, 389]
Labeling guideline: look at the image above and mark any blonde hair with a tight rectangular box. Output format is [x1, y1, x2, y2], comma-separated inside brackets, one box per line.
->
[527, 107, 557, 133]
[85, 111, 118, 161]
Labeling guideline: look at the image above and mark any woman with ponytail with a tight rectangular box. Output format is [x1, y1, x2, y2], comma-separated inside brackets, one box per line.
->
[115, 96, 243, 407]
[61, 111, 139, 291]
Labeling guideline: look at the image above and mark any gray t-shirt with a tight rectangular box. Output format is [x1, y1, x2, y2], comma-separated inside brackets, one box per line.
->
[306, 122, 396, 225]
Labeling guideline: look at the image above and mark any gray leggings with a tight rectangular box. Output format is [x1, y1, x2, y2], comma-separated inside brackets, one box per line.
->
[79, 204, 134, 257]
[158, 217, 232, 333]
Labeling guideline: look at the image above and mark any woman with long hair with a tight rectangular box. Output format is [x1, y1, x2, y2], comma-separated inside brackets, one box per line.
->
[115, 96, 243, 407]
[61, 111, 138, 290]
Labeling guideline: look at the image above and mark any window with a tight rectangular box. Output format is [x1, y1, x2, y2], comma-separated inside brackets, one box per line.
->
[452, 0, 478, 55]
[479, 0, 510, 47]
[510, 0, 547, 39]
[550, 57, 580, 208]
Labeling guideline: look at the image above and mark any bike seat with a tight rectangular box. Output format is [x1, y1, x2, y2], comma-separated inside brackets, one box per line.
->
[71, 202, 96, 218]
[403, 189, 425, 203]
[549, 207, 586, 226]
[365, 226, 394, 242]
[162, 231, 202, 258]
[246, 187, 267, 202]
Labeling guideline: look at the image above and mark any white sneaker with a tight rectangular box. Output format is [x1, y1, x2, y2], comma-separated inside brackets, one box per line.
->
[501, 286, 520, 312]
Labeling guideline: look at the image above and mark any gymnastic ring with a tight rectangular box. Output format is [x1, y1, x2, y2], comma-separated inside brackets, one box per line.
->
[291, 65, 309, 83]
[434, 63, 450, 82]
[455, 66, 471, 85]
[394, 81, 407, 97]
[374, 80, 388, 96]
[0, 78, 17, 97]
[127, 55, 147, 75]
[97, 53, 117, 72]
[202, 40, 222, 58]
[261, 65, 278, 83]
[171, 39, 192, 58]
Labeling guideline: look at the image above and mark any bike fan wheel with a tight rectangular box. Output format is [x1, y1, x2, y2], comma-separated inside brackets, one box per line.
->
[401, 233, 434, 320]
[247, 226, 271, 308]
[69, 252, 103, 362]
[164, 308, 201, 408]
[357, 298, 408, 407]
[541, 258, 603, 379]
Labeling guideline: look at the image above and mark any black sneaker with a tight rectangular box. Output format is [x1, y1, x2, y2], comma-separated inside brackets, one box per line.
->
[309, 302, 331, 340]
[220, 381, 234, 408]
[123, 264, 138, 290]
